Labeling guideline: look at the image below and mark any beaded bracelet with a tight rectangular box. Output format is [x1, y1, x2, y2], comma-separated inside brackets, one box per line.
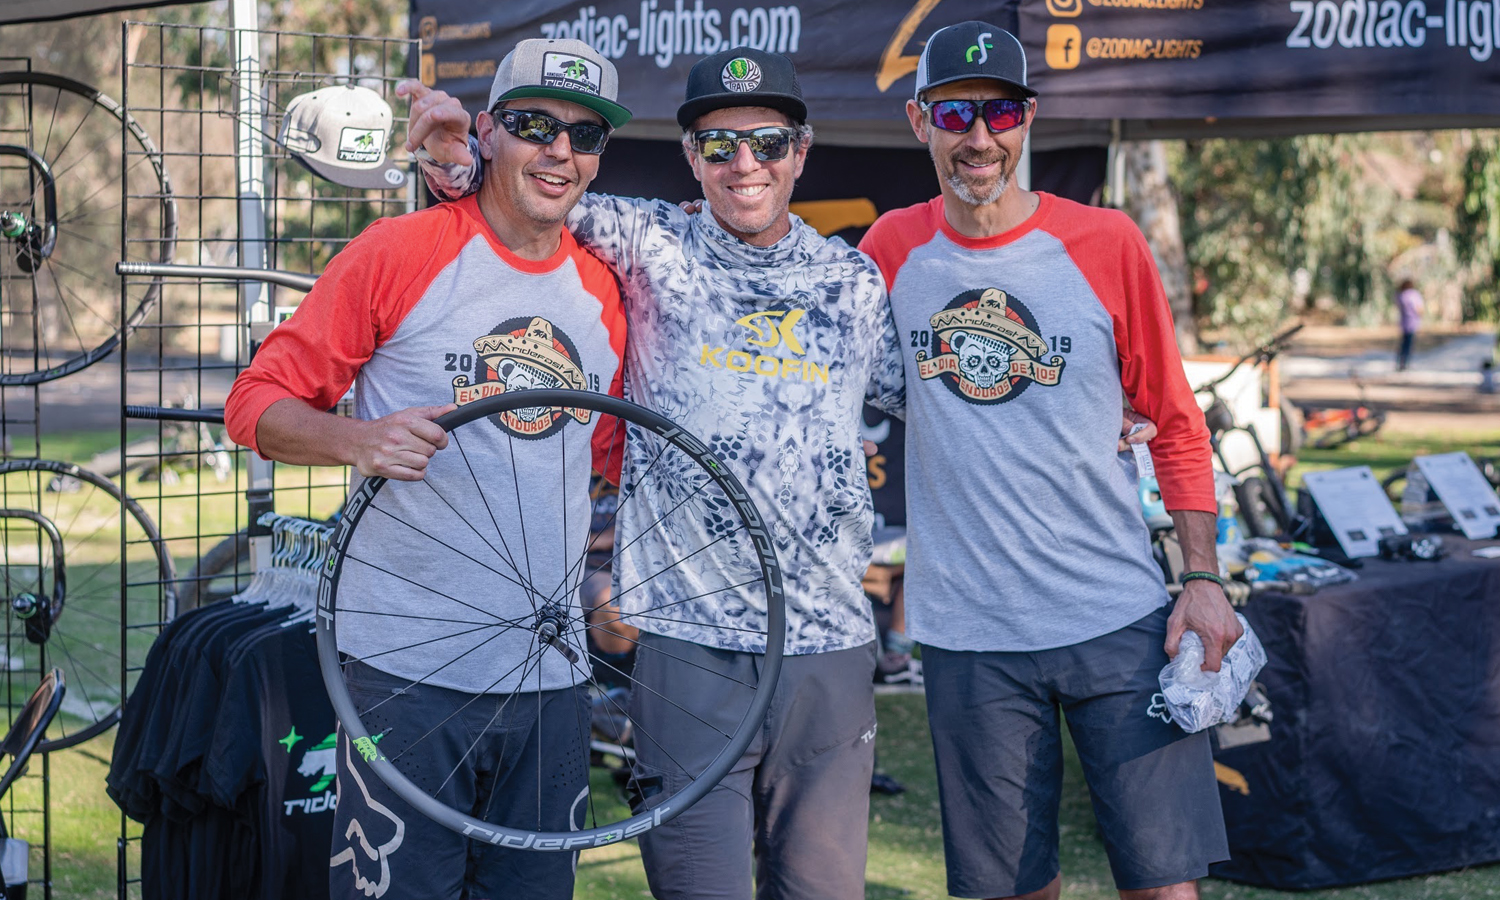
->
[1180, 570, 1225, 587]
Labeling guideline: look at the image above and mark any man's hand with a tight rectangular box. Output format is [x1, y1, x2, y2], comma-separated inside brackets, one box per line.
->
[397, 79, 474, 165]
[351, 404, 455, 481]
[1165, 579, 1243, 672]
[677, 199, 704, 215]
[1118, 409, 1157, 452]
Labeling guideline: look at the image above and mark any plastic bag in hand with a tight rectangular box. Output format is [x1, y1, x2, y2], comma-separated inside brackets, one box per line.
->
[1158, 613, 1268, 733]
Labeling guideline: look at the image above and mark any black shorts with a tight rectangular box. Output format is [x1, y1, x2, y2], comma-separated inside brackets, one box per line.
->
[330, 661, 589, 900]
[922, 605, 1229, 897]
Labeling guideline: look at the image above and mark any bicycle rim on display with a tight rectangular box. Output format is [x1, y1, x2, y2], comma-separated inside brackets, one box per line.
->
[0, 72, 177, 385]
[317, 390, 785, 849]
[0, 459, 176, 752]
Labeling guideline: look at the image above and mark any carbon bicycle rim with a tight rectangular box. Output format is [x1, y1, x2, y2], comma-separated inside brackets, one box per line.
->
[317, 389, 785, 849]
[0, 72, 177, 385]
[0, 459, 176, 752]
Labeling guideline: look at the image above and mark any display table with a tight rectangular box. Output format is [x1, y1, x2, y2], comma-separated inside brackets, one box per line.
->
[1211, 536, 1500, 889]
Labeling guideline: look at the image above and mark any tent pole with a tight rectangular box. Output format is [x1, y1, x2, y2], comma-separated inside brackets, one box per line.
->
[1107, 118, 1125, 208]
[230, 0, 274, 573]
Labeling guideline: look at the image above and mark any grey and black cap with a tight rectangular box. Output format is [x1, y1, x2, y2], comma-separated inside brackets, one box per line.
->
[278, 84, 408, 190]
[677, 47, 807, 129]
[914, 21, 1036, 100]
[488, 38, 632, 129]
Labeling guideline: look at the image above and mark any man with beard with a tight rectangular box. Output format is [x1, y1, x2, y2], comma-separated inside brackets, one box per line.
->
[858, 21, 1240, 900]
[226, 39, 628, 899]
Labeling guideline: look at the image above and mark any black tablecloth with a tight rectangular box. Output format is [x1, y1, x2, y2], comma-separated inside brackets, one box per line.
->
[1211, 536, 1500, 889]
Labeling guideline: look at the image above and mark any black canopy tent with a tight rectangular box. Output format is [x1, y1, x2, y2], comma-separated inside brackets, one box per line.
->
[0, 0, 199, 26]
[407, 0, 1500, 216]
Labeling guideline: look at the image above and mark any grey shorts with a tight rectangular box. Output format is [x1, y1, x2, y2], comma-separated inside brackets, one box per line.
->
[330, 661, 588, 900]
[628, 632, 879, 900]
[923, 605, 1229, 898]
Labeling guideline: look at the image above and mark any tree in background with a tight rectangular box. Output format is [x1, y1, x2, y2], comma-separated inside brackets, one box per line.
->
[1456, 134, 1500, 325]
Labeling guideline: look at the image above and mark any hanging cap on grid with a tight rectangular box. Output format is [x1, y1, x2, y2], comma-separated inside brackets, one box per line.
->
[278, 84, 408, 190]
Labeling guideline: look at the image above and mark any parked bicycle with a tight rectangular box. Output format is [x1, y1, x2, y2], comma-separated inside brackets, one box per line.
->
[1194, 324, 1308, 540]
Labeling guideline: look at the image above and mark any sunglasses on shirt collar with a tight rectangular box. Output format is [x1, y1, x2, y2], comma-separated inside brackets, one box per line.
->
[692, 126, 799, 164]
[491, 107, 610, 155]
[920, 98, 1031, 135]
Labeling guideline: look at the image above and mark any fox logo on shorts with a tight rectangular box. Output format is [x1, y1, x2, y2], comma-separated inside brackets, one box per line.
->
[915, 288, 1067, 406]
[330, 734, 406, 897]
[451, 316, 593, 439]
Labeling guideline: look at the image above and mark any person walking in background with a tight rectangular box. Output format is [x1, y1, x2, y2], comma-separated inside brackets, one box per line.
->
[1396, 278, 1424, 371]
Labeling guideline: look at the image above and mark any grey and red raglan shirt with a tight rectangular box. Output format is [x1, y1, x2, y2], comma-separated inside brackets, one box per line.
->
[226, 195, 626, 694]
[423, 154, 906, 657]
[861, 193, 1215, 653]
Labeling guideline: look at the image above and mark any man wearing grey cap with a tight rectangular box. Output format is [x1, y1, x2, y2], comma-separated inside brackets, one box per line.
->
[403, 46, 903, 900]
[859, 20, 1237, 900]
[227, 38, 630, 900]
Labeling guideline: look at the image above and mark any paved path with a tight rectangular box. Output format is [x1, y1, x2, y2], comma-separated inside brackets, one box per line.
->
[1280, 328, 1499, 438]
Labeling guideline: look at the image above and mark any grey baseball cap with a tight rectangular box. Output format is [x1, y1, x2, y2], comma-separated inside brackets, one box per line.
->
[278, 84, 408, 190]
[488, 39, 632, 129]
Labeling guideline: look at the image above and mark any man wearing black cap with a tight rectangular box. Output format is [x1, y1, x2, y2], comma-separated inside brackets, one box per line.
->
[859, 20, 1237, 900]
[404, 46, 903, 899]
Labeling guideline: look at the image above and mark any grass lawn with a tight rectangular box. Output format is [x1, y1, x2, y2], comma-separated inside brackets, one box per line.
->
[7, 427, 1500, 897]
[1290, 430, 1500, 489]
[22, 692, 1500, 899]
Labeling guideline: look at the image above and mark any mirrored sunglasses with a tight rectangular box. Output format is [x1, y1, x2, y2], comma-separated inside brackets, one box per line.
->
[692, 127, 797, 164]
[921, 99, 1030, 135]
[492, 108, 610, 155]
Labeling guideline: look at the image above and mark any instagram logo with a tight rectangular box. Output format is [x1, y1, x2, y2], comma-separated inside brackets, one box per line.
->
[1046, 0, 1082, 17]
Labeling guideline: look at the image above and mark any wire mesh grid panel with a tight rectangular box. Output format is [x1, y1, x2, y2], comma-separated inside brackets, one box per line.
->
[116, 20, 416, 899]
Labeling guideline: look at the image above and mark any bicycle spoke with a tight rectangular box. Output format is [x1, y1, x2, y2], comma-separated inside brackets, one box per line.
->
[444, 429, 536, 604]
[571, 576, 763, 627]
[354, 507, 535, 601]
[572, 619, 755, 690]
[613, 531, 732, 607]
[390, 631, 546, 769]
[504, 428, 538, 602]
[421, 634, 545, 785]
[559, 646, 703, 781]
[591, 608, 768, 637]
[343, 624, 515, 719]
[547, 414, 625, 607]
[334, 608, 506, 628]
[348, 525, 537, 615]
[341, 553, 529, 628]
[584, 648, 734, 741]
[549, 466, 717, 608]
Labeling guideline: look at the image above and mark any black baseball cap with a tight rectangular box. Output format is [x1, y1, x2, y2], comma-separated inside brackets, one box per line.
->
[914, 21, 1036, 101]
[676, 47, 808, 129]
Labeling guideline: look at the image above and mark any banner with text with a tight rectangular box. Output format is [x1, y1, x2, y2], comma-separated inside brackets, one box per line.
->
[1022, 0, 1500, 119]
[409, 0, 1498, 125]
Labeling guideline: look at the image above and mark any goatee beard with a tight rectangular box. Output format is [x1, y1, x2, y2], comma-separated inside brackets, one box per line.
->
[947, 171, 1007, 206]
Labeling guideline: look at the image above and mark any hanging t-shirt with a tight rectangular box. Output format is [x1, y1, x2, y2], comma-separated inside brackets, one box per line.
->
[860, 193, 1214, 653]
[226, 195, 627, 694]
[206, 625, 336, 900]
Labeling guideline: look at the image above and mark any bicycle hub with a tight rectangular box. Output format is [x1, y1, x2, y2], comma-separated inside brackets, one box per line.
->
[535, 603, 580, 664]
[12, 592, 53, 644]
[0, 212, 27, 239]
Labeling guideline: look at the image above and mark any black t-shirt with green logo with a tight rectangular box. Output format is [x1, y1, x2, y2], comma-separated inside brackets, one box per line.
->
[207, 625, 336, 900]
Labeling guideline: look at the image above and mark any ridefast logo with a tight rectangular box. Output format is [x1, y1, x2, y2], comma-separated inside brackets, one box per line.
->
[700, 308, 829, 383]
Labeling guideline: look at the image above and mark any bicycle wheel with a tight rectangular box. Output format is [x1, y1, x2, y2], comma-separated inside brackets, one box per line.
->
[0, 459, 176, 751]
[1233, 471, 1288, 539]
[0, 72, 177, 385]
[318, 389, 784, 849]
